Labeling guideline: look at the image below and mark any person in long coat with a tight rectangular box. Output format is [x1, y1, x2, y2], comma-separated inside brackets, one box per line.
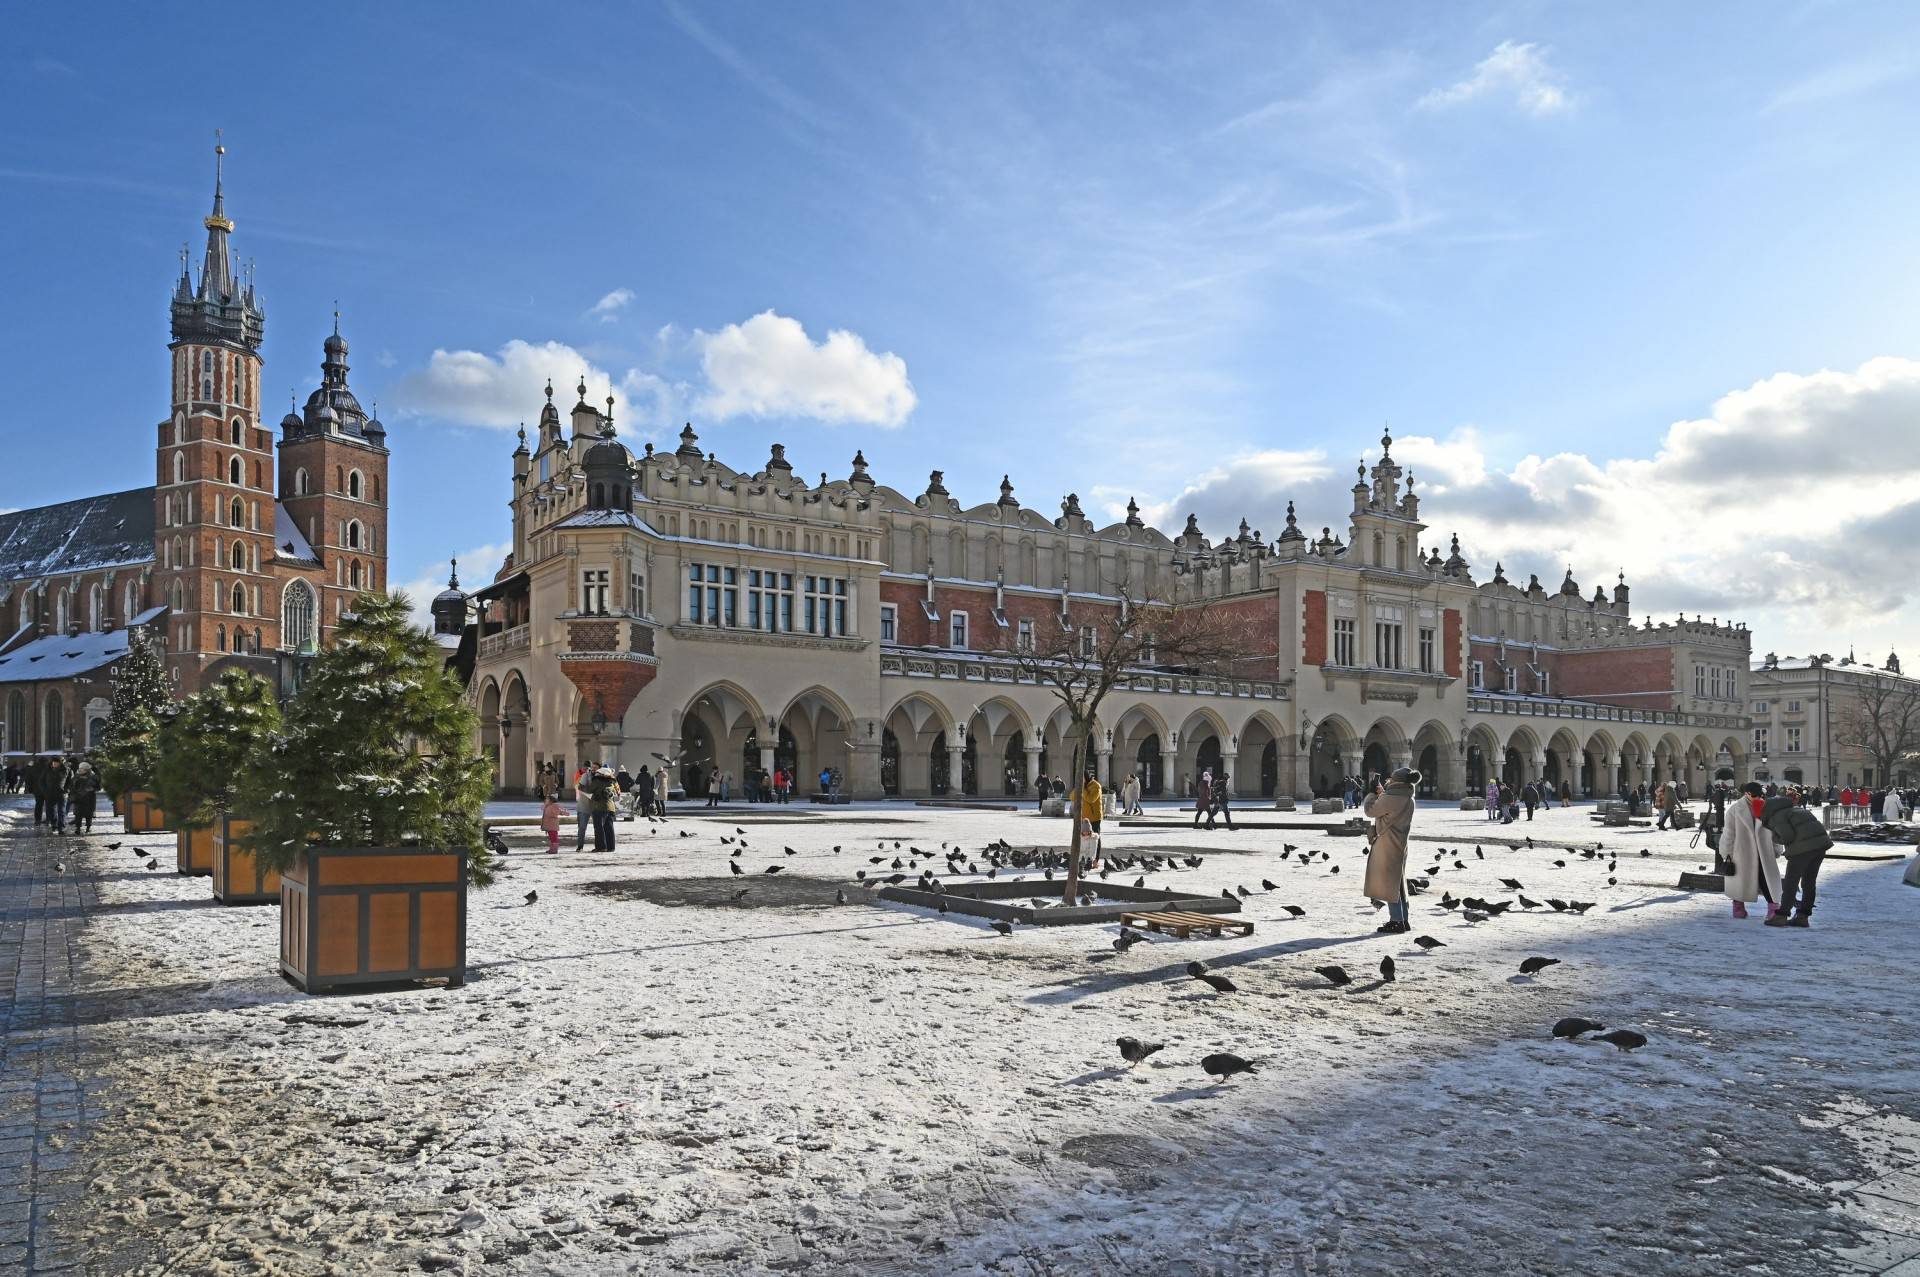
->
[1363, 766, 1418, 934]
[1721, 782, 1782, 919]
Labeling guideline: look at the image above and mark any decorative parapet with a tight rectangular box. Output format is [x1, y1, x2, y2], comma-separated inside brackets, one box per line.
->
[1466, 693, 1745, 732]
[878, 650, 1286, 701]
[477, 623, 530, 662]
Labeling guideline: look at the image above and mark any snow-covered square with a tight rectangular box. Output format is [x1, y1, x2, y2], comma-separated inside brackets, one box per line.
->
[15, 797, 1920, 1275]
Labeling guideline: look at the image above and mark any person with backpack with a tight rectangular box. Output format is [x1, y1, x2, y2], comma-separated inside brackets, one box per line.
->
[1760, 794, 1833, 927]
[589, 766, 619, 850]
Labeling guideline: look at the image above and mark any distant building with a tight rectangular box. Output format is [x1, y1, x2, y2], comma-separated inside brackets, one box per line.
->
[463, 406, 1754, 800]
[1748, 650, 1917, 788]
[0, 143, 389, 756]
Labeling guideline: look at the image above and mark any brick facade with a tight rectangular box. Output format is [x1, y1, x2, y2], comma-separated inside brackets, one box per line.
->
[1302, 590, 1327, 666]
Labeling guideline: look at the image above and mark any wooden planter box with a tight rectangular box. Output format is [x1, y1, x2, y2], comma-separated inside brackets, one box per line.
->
[176, 825, 213, 876]
[279, 847, 468, 993]
[212, 815, 279, 905]
[122, 790, 170, 833]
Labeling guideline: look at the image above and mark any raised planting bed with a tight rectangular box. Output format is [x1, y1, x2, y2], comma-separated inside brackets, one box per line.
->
[122, 790, 170, 833]
[176, 824, 213, 876]
[872, 877, 1242, 927]
[211, 814, 279, 905]
[280, 846, 467, 993]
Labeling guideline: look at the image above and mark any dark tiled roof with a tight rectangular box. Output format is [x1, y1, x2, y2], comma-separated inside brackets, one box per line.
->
[0, 488, 155, 582]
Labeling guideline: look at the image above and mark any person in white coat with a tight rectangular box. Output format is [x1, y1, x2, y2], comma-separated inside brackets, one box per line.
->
[1722, 782, 1783, 920]
[1885, 788, 1907, 823]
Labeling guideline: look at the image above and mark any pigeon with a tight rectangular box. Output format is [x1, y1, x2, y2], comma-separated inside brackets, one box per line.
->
[106, 841, 122, 851]
[1567, 901, 1596, 915]
[1200, 1052, 1257, 1082]
[1235, 886, 1251, 899]
[1378, 956, 1396, 983]
[1461, 910, 1489, 924]
[763, 865, 784, 875]
[1133, 876, 1146, 889]
[524, 890, 538, 905]
[1552, 859, 1567, 868]
[1552, 1017, 1606, 1040]
[729, 861, 743, 876]
[1261, 879, 1278, 891]
[143, 859, 157, 870]
[1413, 935, 1444, 950]
[1221, 889, 1235, 901]
[990, 921, 1013, 937]
[1594, 1028, 1647, 1052]
[731, 888, 751, 902]
[1313, 964, 1351, 987]
[1518, 895, 1542, 909]
[1475, 847, 1485, 859]
[1500, 878, 1525, 891]
[1639, 849, 1652, 858]
[835, 888, 847, 905]
[1546, 898, 1568, 912]
[1113, 929, 1142, 953]
[53, 862, 64, 874]
[1281, 904, 1306, 918]
[1117, 1036, 1165, 1067]
[1193, 970, 1237, 994]
[1186, 960, 1210, 975]
[1329, 865, 1340, 874]
[784, 847, 796, 856]
[1519, 956, 1562, 976]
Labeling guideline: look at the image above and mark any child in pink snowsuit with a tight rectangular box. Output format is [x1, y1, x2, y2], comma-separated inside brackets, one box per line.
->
[541, 796, 561, 854]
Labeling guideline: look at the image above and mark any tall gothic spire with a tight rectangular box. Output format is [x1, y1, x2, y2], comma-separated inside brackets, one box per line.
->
[200, 131, 235, 300]
[170, 131, 265, 352]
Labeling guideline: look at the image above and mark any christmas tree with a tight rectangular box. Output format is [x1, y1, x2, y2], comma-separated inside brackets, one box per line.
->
[241, 593, 494, 885]
[154, 670, 280, 827]
[96, 632, 172, 796]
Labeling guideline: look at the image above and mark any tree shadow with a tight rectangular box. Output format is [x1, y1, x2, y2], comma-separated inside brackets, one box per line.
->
[1025, 932, 1378, 1006]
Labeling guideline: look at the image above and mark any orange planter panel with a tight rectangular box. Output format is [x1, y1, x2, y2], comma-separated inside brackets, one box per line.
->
[176, 826, 213, 876]
[212, 817, 279, 905]
[123, 791, 171, 834]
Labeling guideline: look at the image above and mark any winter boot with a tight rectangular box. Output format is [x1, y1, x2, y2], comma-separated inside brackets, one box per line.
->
[1731, 901, 1748, 919]
[1764, 901, 1779, 919]
[1763, 911, 1793, 928]
[1787, 913, 1810, 928]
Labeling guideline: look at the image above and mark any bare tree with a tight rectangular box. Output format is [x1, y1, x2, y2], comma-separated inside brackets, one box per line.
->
[1834, 674, 1920, 786]
[994, 583, 1268, 902]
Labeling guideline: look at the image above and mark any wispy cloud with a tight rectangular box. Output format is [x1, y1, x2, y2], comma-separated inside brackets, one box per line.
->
[1764, 53, 1917, 113]
[590, 288, 635, 323]
[662, 0, 834, 134]
[1418, 41, 1571, 116]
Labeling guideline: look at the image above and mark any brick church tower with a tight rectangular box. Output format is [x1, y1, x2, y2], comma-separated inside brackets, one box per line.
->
[157, 137, 275, 693]
[275, 316, 390, 640]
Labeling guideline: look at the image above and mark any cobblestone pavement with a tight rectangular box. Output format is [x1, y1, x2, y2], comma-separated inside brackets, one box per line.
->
[0, 799, 102, 1275]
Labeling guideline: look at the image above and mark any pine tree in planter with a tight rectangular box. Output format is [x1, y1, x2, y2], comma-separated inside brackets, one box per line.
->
[156, 671, 281, 897]
[97, 633, 173, 831]
[243, 594, 493, 990]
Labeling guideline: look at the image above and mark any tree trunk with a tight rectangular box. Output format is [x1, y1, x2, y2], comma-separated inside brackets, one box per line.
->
[1063, 737, 1083, 904]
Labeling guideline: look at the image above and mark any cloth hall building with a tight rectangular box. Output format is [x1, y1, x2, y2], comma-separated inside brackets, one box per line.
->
[0, 150, 388, 757]
[461, 392, 1755, 802]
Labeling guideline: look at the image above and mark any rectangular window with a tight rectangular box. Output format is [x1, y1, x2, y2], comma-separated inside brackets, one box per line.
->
[582, 569, 609, 616]
[687, 563, 703, 624]
[1079, 625, 1097, 659]
[630, 571, 646, 616]
[1537, 670, 1551, 698]
[1752, 700, 1769, 714]
[1418, 627, 1435, 674]
[1372, 621, 1402, 669]
[1786, 726, 1802, 752]
[1694, 665, 1707, 696]
[879, 603, 897, 643]
[1018, 617, 1035, 651]
[1471, 659, 1485, 690]
[1332, 617, 1356, 666]
[1753, 725, 1769, 755]
[1710, 667, 1722, 699]
[1786, 699, 1802, 712]
[950, 610, 969, 649]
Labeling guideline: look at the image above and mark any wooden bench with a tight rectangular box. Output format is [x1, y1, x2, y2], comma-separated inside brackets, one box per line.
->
[1118, 910, 1254, 939]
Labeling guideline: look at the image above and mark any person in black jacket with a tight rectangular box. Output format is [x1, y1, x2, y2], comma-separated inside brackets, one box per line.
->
[1759, 794, 1834, 928]
[67, 761, 102, 834]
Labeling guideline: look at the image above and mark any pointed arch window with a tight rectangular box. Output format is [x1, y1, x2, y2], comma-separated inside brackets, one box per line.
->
[124, 581, 138, 623]
[294, 467, 310, 496]
[231, 583, 248, 616]
[43, 692, 63, 750]
[229, 541, 245, 570]
[231, 418, 244, 446]
[172, 451, 186, 485]
[281, 580, 316, 652]
[348, 470, 363, 499]
[346, 519, 362, 550]
[54, 590, 68, 634]
[87, 585, 101, 631]
[229, 456, 244, 486]
[350, 560, 364, 589]
[6, 690, 25, 751]
[230, 497, 244, 526]
[217, 624, 227, 651]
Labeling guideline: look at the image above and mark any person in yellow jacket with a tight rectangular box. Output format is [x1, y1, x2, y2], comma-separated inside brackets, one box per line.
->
[1076, 768, 1105, 871]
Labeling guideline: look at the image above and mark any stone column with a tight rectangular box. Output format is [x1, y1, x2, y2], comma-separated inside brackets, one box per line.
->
[1431, 748, 1464, 800]
[1530, 752, 1548, 787]
[759, 744, 776, 788]
[946, 741, 964, 796]
[1289, 747, 1314, 800]
[1024, 744, 1042, 792]
[1602, 753, 1620, 796]
[845, 736, 882, 800]
[1570, 755, 1585, 799]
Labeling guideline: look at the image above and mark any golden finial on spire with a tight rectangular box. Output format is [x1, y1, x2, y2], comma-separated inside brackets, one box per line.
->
[204, 128, 234, 232]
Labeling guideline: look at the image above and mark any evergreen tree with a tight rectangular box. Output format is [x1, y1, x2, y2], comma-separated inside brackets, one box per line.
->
[154, 670, 280, 827]
[242, 593, 494, 885]
[96, 633, 172, 795]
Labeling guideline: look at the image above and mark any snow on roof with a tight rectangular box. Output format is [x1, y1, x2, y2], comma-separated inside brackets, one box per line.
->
[556, 509, 649, 529]
[0, 487, 155, 582]
[129, 605, 169, 628]
[0, 626, 132, 684]
[274, 502, 321, 566]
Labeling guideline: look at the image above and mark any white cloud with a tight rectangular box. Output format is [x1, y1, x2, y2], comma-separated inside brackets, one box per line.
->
[590, 288, 636, 323]
[1138, 358, 1920, 656]
[394, 339, 631, 430]
[395, 541, 512, 632]
[695, 311, 916, 428]
[1419, 41, 1571, 116]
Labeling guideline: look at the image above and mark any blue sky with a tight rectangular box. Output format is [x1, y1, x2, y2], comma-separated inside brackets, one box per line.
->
[5, 3, 1920, 659]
